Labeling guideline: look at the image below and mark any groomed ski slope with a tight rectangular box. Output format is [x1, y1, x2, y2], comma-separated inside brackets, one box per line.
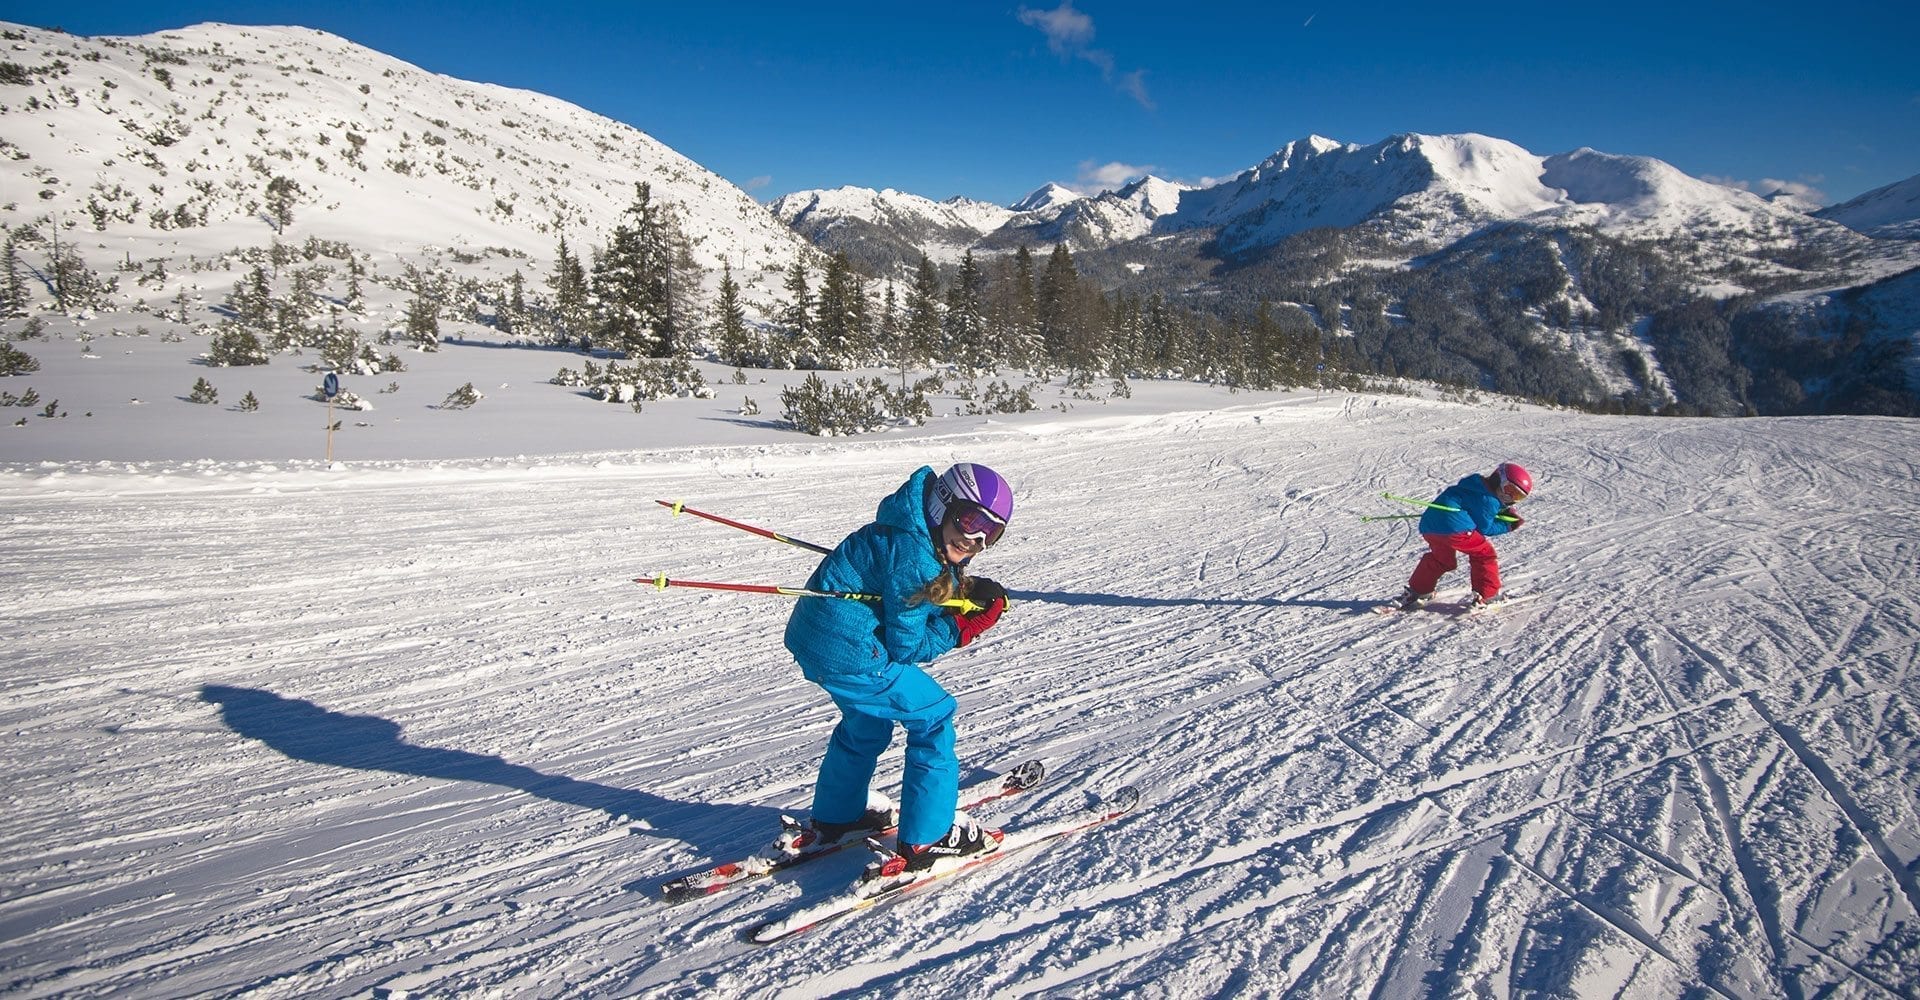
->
[3, 394, 1917, 998]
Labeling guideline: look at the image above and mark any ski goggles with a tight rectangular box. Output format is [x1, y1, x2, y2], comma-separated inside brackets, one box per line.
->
[947, 501, 1007, 549]
[1496, 474, 1529, 503]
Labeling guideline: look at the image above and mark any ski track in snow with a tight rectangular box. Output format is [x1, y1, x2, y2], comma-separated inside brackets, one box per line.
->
[3, 396, 1918, 998]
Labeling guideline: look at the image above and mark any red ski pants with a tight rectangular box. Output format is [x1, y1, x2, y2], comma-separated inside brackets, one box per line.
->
[1409, 531, 1501, 600]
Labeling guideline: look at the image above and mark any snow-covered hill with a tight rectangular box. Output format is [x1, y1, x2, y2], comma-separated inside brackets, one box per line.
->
[3, 380, 1916, 997]
[0, 21, 815, 312]
[1818, 173, 1920, 240]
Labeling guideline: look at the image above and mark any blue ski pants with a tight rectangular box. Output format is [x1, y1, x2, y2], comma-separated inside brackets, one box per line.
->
[810, 663, 958, 846]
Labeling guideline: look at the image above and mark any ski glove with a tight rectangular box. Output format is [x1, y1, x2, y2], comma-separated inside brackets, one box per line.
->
[965, 577, 1007, 613]
[955, 577, 1007, 647]
[1501, 508, 1524, 530]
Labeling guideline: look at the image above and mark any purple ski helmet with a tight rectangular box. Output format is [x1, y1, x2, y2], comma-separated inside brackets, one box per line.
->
[926, 463, 1014, 548]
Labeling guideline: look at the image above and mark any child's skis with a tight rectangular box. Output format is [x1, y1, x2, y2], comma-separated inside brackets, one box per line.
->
[658, 760, 1045, 904]
[745, 784, 1141, 945]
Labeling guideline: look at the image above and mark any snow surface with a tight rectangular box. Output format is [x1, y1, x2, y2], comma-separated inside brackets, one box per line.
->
[4, 332, 1919, 997]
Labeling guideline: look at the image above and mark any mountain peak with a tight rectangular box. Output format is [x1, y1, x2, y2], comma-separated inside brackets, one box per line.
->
[1012, 183, 1084, 213]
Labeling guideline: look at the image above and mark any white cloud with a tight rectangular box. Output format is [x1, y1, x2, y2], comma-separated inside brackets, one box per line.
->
[1706, 174, 1829, 207]
[742, 175, 772, 192]
[1070, 160, 1154, 195]
[1017, 2, 1154, 110]
[1018, 1, 1094, 55]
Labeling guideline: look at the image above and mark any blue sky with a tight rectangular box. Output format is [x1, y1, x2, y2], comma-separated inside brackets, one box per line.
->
[12, 1, 1917, 206]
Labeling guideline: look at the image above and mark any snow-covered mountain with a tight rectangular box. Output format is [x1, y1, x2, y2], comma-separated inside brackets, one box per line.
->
[1010, 182, 1083, 213]
[775, 132, 1914, 290]
[766, 187, 1013, 267]
[0, 21, 816, 315]
[1818, 172, 1920, 240]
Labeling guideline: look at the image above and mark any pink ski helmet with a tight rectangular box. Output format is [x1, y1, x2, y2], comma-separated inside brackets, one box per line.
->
[1495, 462, 1533, 502]
[926, 463, 1014, 548]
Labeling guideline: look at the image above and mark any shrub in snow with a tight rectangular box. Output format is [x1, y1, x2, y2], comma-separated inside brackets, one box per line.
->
[968, 379, 1038, 416]
[440, 382, 481, 409]
[550, 357, 705, 404]
[780, 374, 930, 436]
[237, 391, 259, 412]
[311, 385, 372, 411]
[188, 377, 217, 404]
[206, 325, 270, 367]
[0, 342, 39, 375]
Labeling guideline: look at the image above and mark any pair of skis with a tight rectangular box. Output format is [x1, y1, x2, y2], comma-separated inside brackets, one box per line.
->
[747, 784, 1140, 944]
[1371, 592, 1540, 617]
[655, 760, 1142, 945]
[659, 760, 1046, 903]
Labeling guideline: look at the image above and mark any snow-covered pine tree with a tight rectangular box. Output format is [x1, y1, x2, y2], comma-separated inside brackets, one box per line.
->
[780, 257, 814, 365]
[713, 260, 757, 367]
[904, 254, 942, 367]
[548, 237, 590, 347]
[944, 250, 988, 373]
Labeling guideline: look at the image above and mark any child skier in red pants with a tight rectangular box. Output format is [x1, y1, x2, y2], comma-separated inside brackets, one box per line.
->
[1394, 462, 1532, 611]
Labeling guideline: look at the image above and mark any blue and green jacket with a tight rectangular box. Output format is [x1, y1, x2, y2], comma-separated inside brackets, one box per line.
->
[1418, 473, 1514, 537]
[784, 466, 962, 682]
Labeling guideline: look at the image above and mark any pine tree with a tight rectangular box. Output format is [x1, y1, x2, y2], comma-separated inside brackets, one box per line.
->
[904, 254, 942, 366]
[228, 266, 275, 344]
[815, 252, 865, 368]
[992, 246, 1042, 370]
[713, 260, 756, 367]
[589, 183, 680, 358]
[0, 227, 27, 319]
[188, 376, 218, 404]
[403, 282, 439, 353]
[344, 256, 365, 316]
[944, 250, 988, 372]
[1038, 243, 1079, 367]
[497, 269, 526, 336]
[781, 257, 813, 359]
[264, 176, 301, 233]
[549, 237, 589, 346]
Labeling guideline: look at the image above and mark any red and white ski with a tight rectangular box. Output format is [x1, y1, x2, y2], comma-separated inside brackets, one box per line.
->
[658, 760, 1045, 904]
[745, 784, 1141, 944]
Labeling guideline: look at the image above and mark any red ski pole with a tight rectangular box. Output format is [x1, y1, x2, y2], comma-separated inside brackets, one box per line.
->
[638, 574, 984, 613]
[655, 499, 832, 555]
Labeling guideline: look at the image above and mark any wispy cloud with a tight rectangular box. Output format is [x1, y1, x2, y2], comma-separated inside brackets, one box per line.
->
[1017, 2, 1154, 111]
[1705, 173, 1829, 207]
[742, 175, 772, 192]
[1070, 160, 1155, 195]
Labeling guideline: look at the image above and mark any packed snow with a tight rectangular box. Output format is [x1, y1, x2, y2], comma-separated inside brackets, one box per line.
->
[3, 345, 1917, 996]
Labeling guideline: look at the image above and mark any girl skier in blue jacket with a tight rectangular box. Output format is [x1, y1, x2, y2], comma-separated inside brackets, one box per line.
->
[780, 463, 1014, 873]
[1395, 462, 1531, 611]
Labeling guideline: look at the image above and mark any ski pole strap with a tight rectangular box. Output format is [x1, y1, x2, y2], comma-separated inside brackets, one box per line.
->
[655, 499, 833, 555]
[640, 574, 985, 612]
[1380, 492, 1519, 523]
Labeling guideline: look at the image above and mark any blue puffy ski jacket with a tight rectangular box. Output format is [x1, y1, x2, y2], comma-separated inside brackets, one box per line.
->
[784, 466, 962, 682]
[1418, 473, 1514, 537]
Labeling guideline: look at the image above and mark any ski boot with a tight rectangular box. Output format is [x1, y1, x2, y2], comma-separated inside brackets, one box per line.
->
[763, 791, 897, 866]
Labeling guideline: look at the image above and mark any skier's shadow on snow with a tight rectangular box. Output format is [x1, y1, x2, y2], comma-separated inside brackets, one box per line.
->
[1011, 589, 1367, 612]
[199, 685, 776, 860]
